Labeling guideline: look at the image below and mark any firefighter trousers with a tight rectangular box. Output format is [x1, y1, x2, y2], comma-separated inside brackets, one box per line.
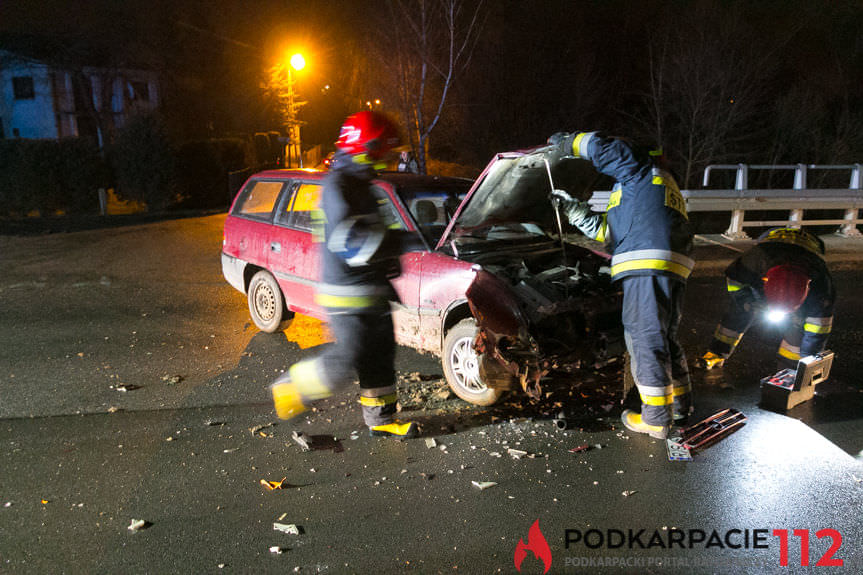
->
[622, 275, 691, 426]
[289, 305, 398, 427]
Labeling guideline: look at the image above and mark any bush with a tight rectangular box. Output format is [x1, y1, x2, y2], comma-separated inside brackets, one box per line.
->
[109, 113, 177, 211]
[0, 138, 107, 216]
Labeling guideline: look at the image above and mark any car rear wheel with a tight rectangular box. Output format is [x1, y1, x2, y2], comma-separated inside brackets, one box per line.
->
[248, 270, 288, 333]
[443, 319, 504, 406]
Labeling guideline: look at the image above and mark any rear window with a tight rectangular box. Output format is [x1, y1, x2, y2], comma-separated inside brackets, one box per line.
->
[233, 180, 283, 219]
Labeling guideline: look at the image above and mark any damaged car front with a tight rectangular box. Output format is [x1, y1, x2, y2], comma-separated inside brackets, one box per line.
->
[437, 147, 625, 403]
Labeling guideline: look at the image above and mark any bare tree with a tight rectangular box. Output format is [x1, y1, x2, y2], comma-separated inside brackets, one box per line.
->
[631, 2, 800, 188]
[374, 0, 486, 174]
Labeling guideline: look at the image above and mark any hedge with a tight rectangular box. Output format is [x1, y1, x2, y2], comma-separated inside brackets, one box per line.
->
[0, 138, 108, 216]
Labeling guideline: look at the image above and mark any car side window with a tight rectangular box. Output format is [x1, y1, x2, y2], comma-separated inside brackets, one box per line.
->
[371, 185, 405, 230]
[233, 180, 283, 220]
[283, 182, 322, 232]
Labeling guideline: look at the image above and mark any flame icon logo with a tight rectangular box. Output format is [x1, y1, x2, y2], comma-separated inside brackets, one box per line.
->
[514, 519, 552, 573]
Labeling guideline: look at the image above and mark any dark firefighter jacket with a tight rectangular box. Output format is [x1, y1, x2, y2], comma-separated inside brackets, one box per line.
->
[567, 132, 694, 282]
[316, 151, 400, 310]
[724, 227, 835, 356]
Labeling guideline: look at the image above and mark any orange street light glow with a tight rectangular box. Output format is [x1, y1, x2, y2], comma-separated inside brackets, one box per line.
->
[290, 53, 306, 71]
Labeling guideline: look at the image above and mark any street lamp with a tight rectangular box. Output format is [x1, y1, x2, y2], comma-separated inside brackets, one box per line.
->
[270, 52, 307, 168]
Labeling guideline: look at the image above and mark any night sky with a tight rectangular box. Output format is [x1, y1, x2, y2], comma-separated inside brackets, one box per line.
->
[2, 0, 861, 185]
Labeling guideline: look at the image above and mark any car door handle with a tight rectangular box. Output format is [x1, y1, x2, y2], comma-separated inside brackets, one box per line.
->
[270, 242, 281, 253]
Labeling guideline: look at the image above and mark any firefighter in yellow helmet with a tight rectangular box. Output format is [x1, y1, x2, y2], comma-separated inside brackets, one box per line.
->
[697, 227, 835, 372]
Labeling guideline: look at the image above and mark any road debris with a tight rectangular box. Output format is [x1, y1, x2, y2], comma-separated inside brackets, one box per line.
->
[114, 384, 141, 392]
[162, 374, 184, 385]
[425, 438, 437, 449]
[507, 448, 530, 459]
[274, 523, 301, 535]
[261, 477, 289, 490]
[568, 444, 590, 453]
[223, 448, 239, 453]
[127, 519, 149, 532]
[269, 546, 284, 554]
[251, 423, 275, 437]
[291, 431, 311, 452]
[622, 490, 637, 497]
[472, 481, 498, 490]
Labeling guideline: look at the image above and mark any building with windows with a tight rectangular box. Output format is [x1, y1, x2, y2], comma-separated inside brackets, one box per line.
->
[0, 47, 159, 146]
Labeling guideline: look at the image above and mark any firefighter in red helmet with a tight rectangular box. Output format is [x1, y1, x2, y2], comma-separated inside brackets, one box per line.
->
[697, 227, 835, 371]
[270, 111, 418, 439]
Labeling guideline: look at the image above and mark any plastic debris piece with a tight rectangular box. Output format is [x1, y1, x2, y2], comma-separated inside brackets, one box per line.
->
[115, 385, 141, 392]
[568, 444, 590, 453]
[278, 513, 288, 521]
[260, 477, 288, 490]
[622, 490, 637, 497]
[273, 523, 301, 535]
[472, 481, 498, 490]
[128, 519, 148, 532]
[250, 423, 275, 435]
[508, 449, 528, 459]
[41, 499, 49, 505]
[269, 546, 283, 554]
[425, 438, 437, 449]
[4, 502, 12, 508]
[489, 452, 502, 458]
[223, 448, 239, 453]
[291, 431, 311, 452]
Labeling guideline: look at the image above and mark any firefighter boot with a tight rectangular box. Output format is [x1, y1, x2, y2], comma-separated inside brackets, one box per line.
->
[270, 376, 307, 420]
[694, 351, 726, 370]
[621, 409, 669, 439]
[369, 421, 419, 439]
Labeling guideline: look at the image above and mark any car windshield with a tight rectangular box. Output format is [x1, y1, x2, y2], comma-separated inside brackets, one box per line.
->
[394, 181, 472, 245]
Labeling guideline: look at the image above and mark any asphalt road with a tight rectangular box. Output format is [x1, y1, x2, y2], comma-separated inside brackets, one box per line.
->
[1, 214, 862, 574]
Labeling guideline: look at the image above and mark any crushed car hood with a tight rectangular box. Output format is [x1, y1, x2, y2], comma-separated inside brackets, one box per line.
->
[438, 146, 594, 247]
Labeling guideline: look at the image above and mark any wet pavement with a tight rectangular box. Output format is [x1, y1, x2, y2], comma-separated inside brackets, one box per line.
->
[1, 216, 862, 573]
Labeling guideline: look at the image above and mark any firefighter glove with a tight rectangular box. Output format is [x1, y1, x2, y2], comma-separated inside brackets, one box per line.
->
[564, 200, 593, 225]
[548, 132, 577, 156]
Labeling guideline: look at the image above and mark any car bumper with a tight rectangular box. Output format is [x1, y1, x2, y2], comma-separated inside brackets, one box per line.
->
[221, 252, 246, 294]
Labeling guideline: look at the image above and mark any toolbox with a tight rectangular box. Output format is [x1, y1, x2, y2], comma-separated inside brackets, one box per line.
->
[759, 351, 834, 411]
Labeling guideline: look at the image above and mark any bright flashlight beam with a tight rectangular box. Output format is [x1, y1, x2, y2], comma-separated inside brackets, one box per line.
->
[766, 309, 788, 323]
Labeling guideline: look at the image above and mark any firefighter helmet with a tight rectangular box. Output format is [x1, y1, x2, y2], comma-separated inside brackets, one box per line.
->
[335, 111, 401, 161]
[763, 264, 810, 312]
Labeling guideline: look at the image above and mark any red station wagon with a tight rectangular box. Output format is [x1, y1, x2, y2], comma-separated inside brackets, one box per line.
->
[222, 149, 625, 406]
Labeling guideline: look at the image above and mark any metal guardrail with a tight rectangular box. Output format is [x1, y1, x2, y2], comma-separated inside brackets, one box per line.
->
[588, 163, 863, 239]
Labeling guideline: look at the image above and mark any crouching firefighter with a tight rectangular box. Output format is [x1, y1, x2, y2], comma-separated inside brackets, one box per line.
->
[270, 111, 418, 439]
[548, 131, 694, 439]
[696, 227, 835, 372]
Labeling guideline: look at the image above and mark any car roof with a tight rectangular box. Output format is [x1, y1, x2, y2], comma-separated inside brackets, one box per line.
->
[250, 168, 473, 188]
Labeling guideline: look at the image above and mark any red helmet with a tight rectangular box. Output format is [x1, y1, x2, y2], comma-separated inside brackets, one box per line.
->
[763, 264, 810, 312]
[335, 111, 401, 161]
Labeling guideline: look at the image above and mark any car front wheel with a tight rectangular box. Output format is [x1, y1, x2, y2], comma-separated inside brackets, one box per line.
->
[442, 318, 504, 406]
[248, 270, 288, 333]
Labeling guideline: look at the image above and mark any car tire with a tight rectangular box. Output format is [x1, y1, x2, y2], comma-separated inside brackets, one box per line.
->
[248, 270, 288, 333]
[442, 318, 504, 406]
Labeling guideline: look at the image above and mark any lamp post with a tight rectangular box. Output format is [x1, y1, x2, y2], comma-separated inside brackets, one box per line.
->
[271, 52, 306, 168]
